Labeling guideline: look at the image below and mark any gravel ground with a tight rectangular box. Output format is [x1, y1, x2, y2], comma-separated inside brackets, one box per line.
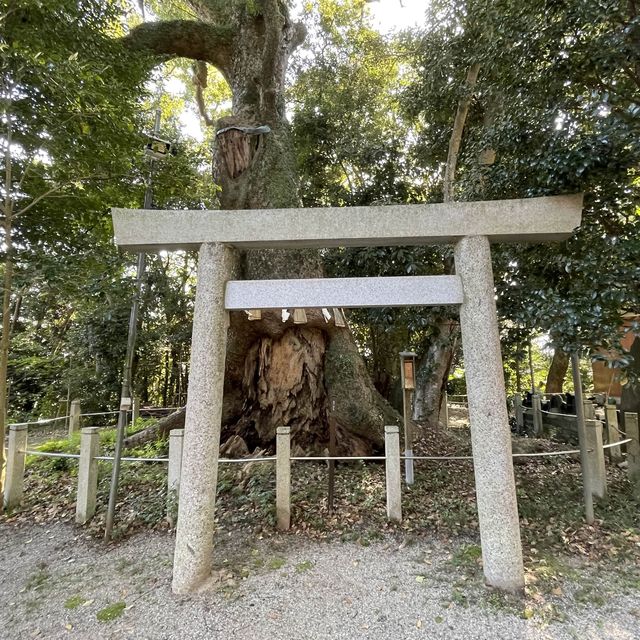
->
[1, 521, 639, 640]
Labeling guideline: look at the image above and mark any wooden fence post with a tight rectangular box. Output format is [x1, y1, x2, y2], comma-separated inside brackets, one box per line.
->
[3, 425, 28, 510]
[624, 412, 640, 485]
[68, 400, 81, 438]
[514, 393, 524, 431]
[167, 429, 184, 525]
[276, 426, 291, 531]
[604, 405, 622, 462]
[76, 427, 100, 524]
[532, 394, 543, 437]
[583, 400, 595, 420]
[384, 425, 402, 522]
[584, 419, 607, 499]
[439, 391, 449, 428]
[132, 397, 141, 425]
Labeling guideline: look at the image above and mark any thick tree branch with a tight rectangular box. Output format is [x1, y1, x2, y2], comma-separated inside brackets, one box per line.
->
[443, 62, 481, 203]
[124, 20, 234, 79]
[192, 61, 214, 126]
[261, 0, 285, 118]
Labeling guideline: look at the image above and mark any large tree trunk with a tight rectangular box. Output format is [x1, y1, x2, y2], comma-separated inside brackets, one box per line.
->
[411, 63, 480, 429]
[126, 1, 397, 454]
[620, 337, 640, 415]
[413, 317, 458, 425]
[545, 347, 569, 394]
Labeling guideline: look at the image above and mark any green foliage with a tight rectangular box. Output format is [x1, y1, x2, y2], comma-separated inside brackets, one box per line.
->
[292, 0, 420, 207]
[4, 0, 638, 424]
[405, 0, 640, 354]
[291, 0, 451, 396]
[1, 2, 217, 418]
[2, 0, 146, 419]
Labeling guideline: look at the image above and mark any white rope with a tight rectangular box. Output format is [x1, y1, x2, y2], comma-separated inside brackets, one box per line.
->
[406, 455, 473, 460]
[94, 455, 277, 464]
[609, 423, 626, 436]
[21, 440, 635, 465]
[95, 455, 168, 463]
[10, 406, 183, 428]
[539, 409, 577, 418]
[24, 450, 81, 459]
[512, 449, 581, 458]
[603, 438, 631, 449]
[80, 411, 120, 417]
[9, 416, 70, 427]
[291, 456, 385, 461]
[219, 457, 276, 464]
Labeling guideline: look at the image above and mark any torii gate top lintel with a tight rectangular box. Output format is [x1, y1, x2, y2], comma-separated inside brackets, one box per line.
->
[111, 193, 582, 253]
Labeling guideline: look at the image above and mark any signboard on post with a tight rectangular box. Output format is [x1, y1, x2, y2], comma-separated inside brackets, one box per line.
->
[399, 351, 417, 485]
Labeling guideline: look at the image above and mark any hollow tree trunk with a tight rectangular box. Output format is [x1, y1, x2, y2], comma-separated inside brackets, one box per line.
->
[126, 1, 397, 454]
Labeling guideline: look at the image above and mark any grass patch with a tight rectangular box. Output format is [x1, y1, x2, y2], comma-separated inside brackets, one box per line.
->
[295, 560, 314, 573]
[96, 601, 126, 623]
[25, 565, 50, 591]
[64, 595, 86, 610]
[450, 544, 482, 568]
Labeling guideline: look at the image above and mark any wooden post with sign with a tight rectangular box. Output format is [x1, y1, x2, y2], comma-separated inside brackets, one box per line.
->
[399, 351, 416, 485]
[328, 399, 337, 513]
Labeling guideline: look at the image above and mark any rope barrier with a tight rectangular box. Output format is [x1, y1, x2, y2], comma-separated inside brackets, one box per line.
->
[538, 408, 578, 418]
[219, 457, 276, 464]
[291, 456, 385, 461]
[7, 406, 185, 430]
[9, 416, 70, 427]
[610, 423, 626, 436]
[92, 455, 277, 464]
[24, 450, 81, 459]
[603, 438, 631, 449]
[22, 451, 276, 464]
[95, 455, 168, 463]
[405, 454, 473, 460]
[80, 411, 120, 417]
[20, 439, 634, 465]
[513, 449, 581, 458]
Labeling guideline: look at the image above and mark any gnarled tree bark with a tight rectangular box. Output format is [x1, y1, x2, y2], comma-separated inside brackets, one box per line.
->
[545, 347, 570, 394]
[124, 0, 397, 454]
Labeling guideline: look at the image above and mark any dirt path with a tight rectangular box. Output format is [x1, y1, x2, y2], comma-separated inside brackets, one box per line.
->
[1, 521, 638, 639]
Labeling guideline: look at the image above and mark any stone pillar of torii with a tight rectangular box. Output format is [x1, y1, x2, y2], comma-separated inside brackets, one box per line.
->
[111, 194, 583, 594]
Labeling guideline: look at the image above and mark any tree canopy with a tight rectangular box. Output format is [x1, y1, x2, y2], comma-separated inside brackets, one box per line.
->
[1, 0, 638, 431]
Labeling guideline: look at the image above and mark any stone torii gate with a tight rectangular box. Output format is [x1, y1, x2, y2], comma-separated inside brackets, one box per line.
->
[112, 194, 582, 594]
